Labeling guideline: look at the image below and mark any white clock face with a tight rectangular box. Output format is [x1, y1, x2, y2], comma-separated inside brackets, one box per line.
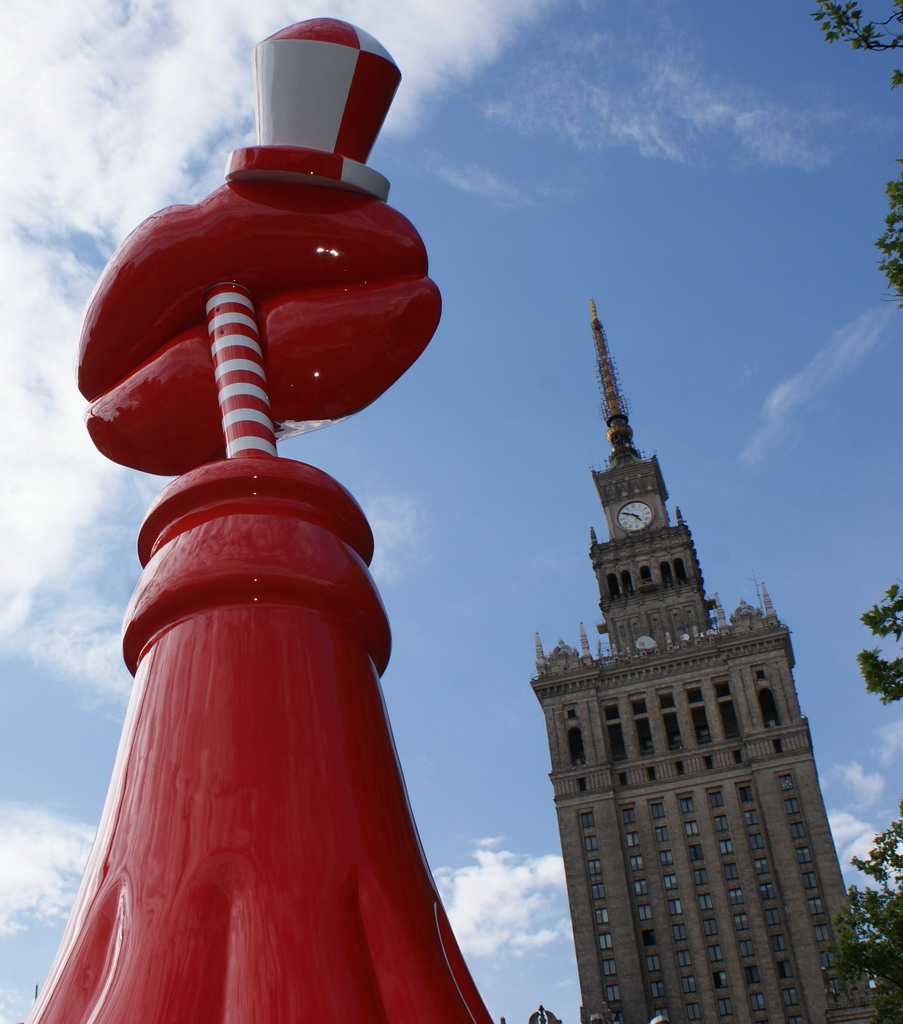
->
[618, 501, 653, 531]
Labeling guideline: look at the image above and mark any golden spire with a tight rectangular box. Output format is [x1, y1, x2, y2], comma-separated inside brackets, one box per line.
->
[590, 300, 640, 463]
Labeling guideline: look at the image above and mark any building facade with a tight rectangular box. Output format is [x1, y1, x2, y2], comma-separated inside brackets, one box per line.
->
[531, 306, 870, 1024]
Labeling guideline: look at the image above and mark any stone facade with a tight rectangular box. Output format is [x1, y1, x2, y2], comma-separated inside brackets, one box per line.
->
[531, 312, 870, 1024]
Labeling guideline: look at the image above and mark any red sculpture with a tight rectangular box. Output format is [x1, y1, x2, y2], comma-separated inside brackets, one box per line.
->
[29, 20, 492, 1024]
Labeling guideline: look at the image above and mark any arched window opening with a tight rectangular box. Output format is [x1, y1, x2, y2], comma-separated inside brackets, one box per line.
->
[758, 688, 780, 728]
[568, 727, 586, 765]
[660, 562, 674, 586]
[607, 573, 621, 598]
[674, 558, 688, 583]
[621, 570, 634, 594]
[640, 565, 652, 582]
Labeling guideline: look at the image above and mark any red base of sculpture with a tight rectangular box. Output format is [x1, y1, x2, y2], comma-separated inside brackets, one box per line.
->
[29, 458, 491, 1024]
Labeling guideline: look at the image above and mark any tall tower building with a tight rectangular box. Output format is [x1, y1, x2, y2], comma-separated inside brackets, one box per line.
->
[532, 305, 869, 1024]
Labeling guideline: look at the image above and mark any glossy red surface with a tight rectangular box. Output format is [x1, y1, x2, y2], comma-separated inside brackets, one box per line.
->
[80, 183, 440, 475]
[29, 460, 492, 1024]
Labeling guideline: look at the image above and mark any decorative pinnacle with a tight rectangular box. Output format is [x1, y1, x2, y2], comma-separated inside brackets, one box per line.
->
[590, 300, 639, 463]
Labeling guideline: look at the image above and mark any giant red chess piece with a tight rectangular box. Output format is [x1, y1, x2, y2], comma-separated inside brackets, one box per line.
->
[29, 21, 492, 1024]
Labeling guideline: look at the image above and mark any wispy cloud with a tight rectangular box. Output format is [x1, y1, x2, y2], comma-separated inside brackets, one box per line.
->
[0, 805, 94, 938]
[829, 808, 881, 888]
[484, 30, 833, 170]
[742, 305, 895, 464]
[427, 155, 537, 206]
[876, 718, 903, 766]
[0, 987, 29, 1024]
[361, 492, 429, 586]
[434, 839, 567, 958]
[829, 760, 886, 807]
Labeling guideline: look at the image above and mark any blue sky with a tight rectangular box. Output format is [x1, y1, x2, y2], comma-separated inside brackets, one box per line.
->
[1, 1, 901, 1022]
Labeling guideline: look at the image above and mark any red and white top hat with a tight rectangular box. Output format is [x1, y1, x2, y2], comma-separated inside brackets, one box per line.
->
[227, 19, 401, 200]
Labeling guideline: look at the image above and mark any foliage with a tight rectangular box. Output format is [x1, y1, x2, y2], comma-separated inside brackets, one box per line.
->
[858, 583, 903, 703]
[834, 800, 903, 1024]
[811, 2, 903, 301]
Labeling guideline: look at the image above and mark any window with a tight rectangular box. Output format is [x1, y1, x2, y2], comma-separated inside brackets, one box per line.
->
[689, 844, 704, 861]
[734, 913, 749, 931]
[779, 774, 794, 790]
[672, 923, 687, 940]
[776, 961, 792, 979]
[632, 699, 647, 714]
[659, 692, 675, 708]
[595, 907, 609, 924]
[738, 939, 754, 956]
[693, 868, 709, 885]
[728, 888, 744, 905]
[660, 849, 674, 866]
[680, 796, 695, 813]
[650, 801, 665, 819]
[664, 712, 682, 749]
[685, 820, 700, 836]
[782, 988, 799, 1007]
[642, 929, 656, 946]
[637, 904, 652, 920]
[663, 873, 678, 889]
[650, 981, 665, 997]
[598, 932, 613, 949]
[758, 883, 775, 900]
[686, 1004, 702, 1021]
[703, 918, 718, 936]
[625, 831, 640, 847]
[820, 951, 834, 969]
[707, 944, 723, 962]
[784, 797, 800, 814]
[724, 862, 739, 880]
[591, 883, 605, 900]
[738, 785, 753, 802]
[630, 855, 644, 871]
[749, 993, 766, 1011]
[808, 896, 825, 914]
[587, 859, 602, 875]
[764, 908, 780, 925]
[697, 893, 713, 910]
[645, 954, 661, 971]
[771, 934, 786, 951]
[712, 971, 728, 989]
[709, 791, 724, 807]
[568, 727, 585, 765]
[622, 807, 636, 824]
[714, 815, 728, 831]
[604, 705, 620, 721]
[584, 835, 598, 851]
[743, 809, 759, 826]
[814, 924, 830, 941]
[580, 811, 595, 828]
[668, 898, 683, 915]
[744, 965, 760, 983]
[796, 846, 812, 863]
[655, 825, 669, 842]
[754, 858, 769, 874]
[749, 833, 764, 849]
[718, 839, 734, 854]
[717, 997, 733, 1016]
[605, 984, 620, 1002]
[633, 878, 648, 895]
[602, 958, 617, 976]
[677, 950, 692, 967]
[681, 975, 697, 993]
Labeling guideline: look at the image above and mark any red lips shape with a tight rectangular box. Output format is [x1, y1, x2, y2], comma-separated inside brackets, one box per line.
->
[79, 180, 441, 475]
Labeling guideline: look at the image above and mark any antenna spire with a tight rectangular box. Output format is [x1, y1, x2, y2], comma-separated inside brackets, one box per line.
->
[590, 300, 640, 464]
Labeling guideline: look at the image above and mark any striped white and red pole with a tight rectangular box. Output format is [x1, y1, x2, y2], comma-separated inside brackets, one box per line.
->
[205, 283, 277, 458]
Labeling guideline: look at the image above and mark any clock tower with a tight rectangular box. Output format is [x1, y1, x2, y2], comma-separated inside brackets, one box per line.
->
[531, 305, 870, 1024]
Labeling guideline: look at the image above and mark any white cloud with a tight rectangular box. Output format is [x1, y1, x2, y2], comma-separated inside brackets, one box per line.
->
[428, 157, 535, 206]
[0, 988, 28, 1024]
[361, 492, 429, 586]
[876, 718, 903, 766]
[0, 806, 94, 938]
[0, 0, 561, 695]
[828, 808, 879, 888]
[741, 305, 894, 464]
[484, 30, 832, 170]
[434, 840, 567, 958]
[829, 761, 886, 807]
